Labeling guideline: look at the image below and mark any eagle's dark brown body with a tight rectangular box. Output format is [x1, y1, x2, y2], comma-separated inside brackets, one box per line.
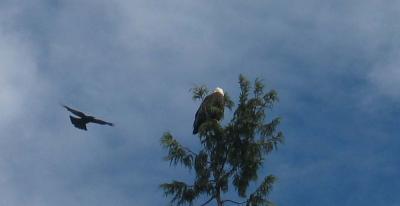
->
[193, 88, 225, 134]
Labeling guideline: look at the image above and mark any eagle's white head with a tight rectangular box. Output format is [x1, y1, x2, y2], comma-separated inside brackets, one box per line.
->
[214, 87, 224, 96]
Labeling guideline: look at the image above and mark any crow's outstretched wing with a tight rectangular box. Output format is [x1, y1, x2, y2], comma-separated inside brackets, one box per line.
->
[91, 118, 114, 126]
[63, 105, 86, 118]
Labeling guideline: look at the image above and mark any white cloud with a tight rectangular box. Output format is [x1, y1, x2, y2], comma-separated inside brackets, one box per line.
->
[368, 52, 400, 100]
[0, 26, 41, 129]
[1, 0, 399, 205]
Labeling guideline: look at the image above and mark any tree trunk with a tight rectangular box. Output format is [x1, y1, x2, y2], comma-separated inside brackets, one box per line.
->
[216, 190, 223, 206]
[215, 186, 223, 206]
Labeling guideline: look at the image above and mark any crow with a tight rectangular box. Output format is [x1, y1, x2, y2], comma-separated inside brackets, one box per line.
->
[62, 105, 113, 130]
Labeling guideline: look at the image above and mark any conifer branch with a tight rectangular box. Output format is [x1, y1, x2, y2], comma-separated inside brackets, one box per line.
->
[161, 132, 194, 169]
[161, 75, 283, 206]
[222, 199, 248, 205]
[190, 85, 209, 101]
[246, 175, 276, 206]
[199, 196, 215, 206]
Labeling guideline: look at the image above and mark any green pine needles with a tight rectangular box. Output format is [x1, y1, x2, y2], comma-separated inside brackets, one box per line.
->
[161, 75, 284, 206]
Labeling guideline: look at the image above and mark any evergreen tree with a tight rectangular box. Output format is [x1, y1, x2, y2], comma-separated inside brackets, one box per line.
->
[161, 75, 284, 206]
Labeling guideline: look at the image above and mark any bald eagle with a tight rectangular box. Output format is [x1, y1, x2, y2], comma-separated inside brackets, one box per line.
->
[62, 105, 113, 130]
[193, 87, 225, 134]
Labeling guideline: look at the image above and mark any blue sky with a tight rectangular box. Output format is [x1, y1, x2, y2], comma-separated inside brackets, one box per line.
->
[0, 0, 399, 205]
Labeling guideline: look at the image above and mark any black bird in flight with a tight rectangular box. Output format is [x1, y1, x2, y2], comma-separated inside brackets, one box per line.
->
[62, 105, 114, 130]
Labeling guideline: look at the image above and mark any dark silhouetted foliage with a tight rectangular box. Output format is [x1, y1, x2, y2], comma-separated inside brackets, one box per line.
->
[161, 75, 283, 206]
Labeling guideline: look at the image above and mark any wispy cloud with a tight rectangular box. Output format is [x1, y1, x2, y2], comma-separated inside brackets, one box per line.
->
[0, 0, 399, 205]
